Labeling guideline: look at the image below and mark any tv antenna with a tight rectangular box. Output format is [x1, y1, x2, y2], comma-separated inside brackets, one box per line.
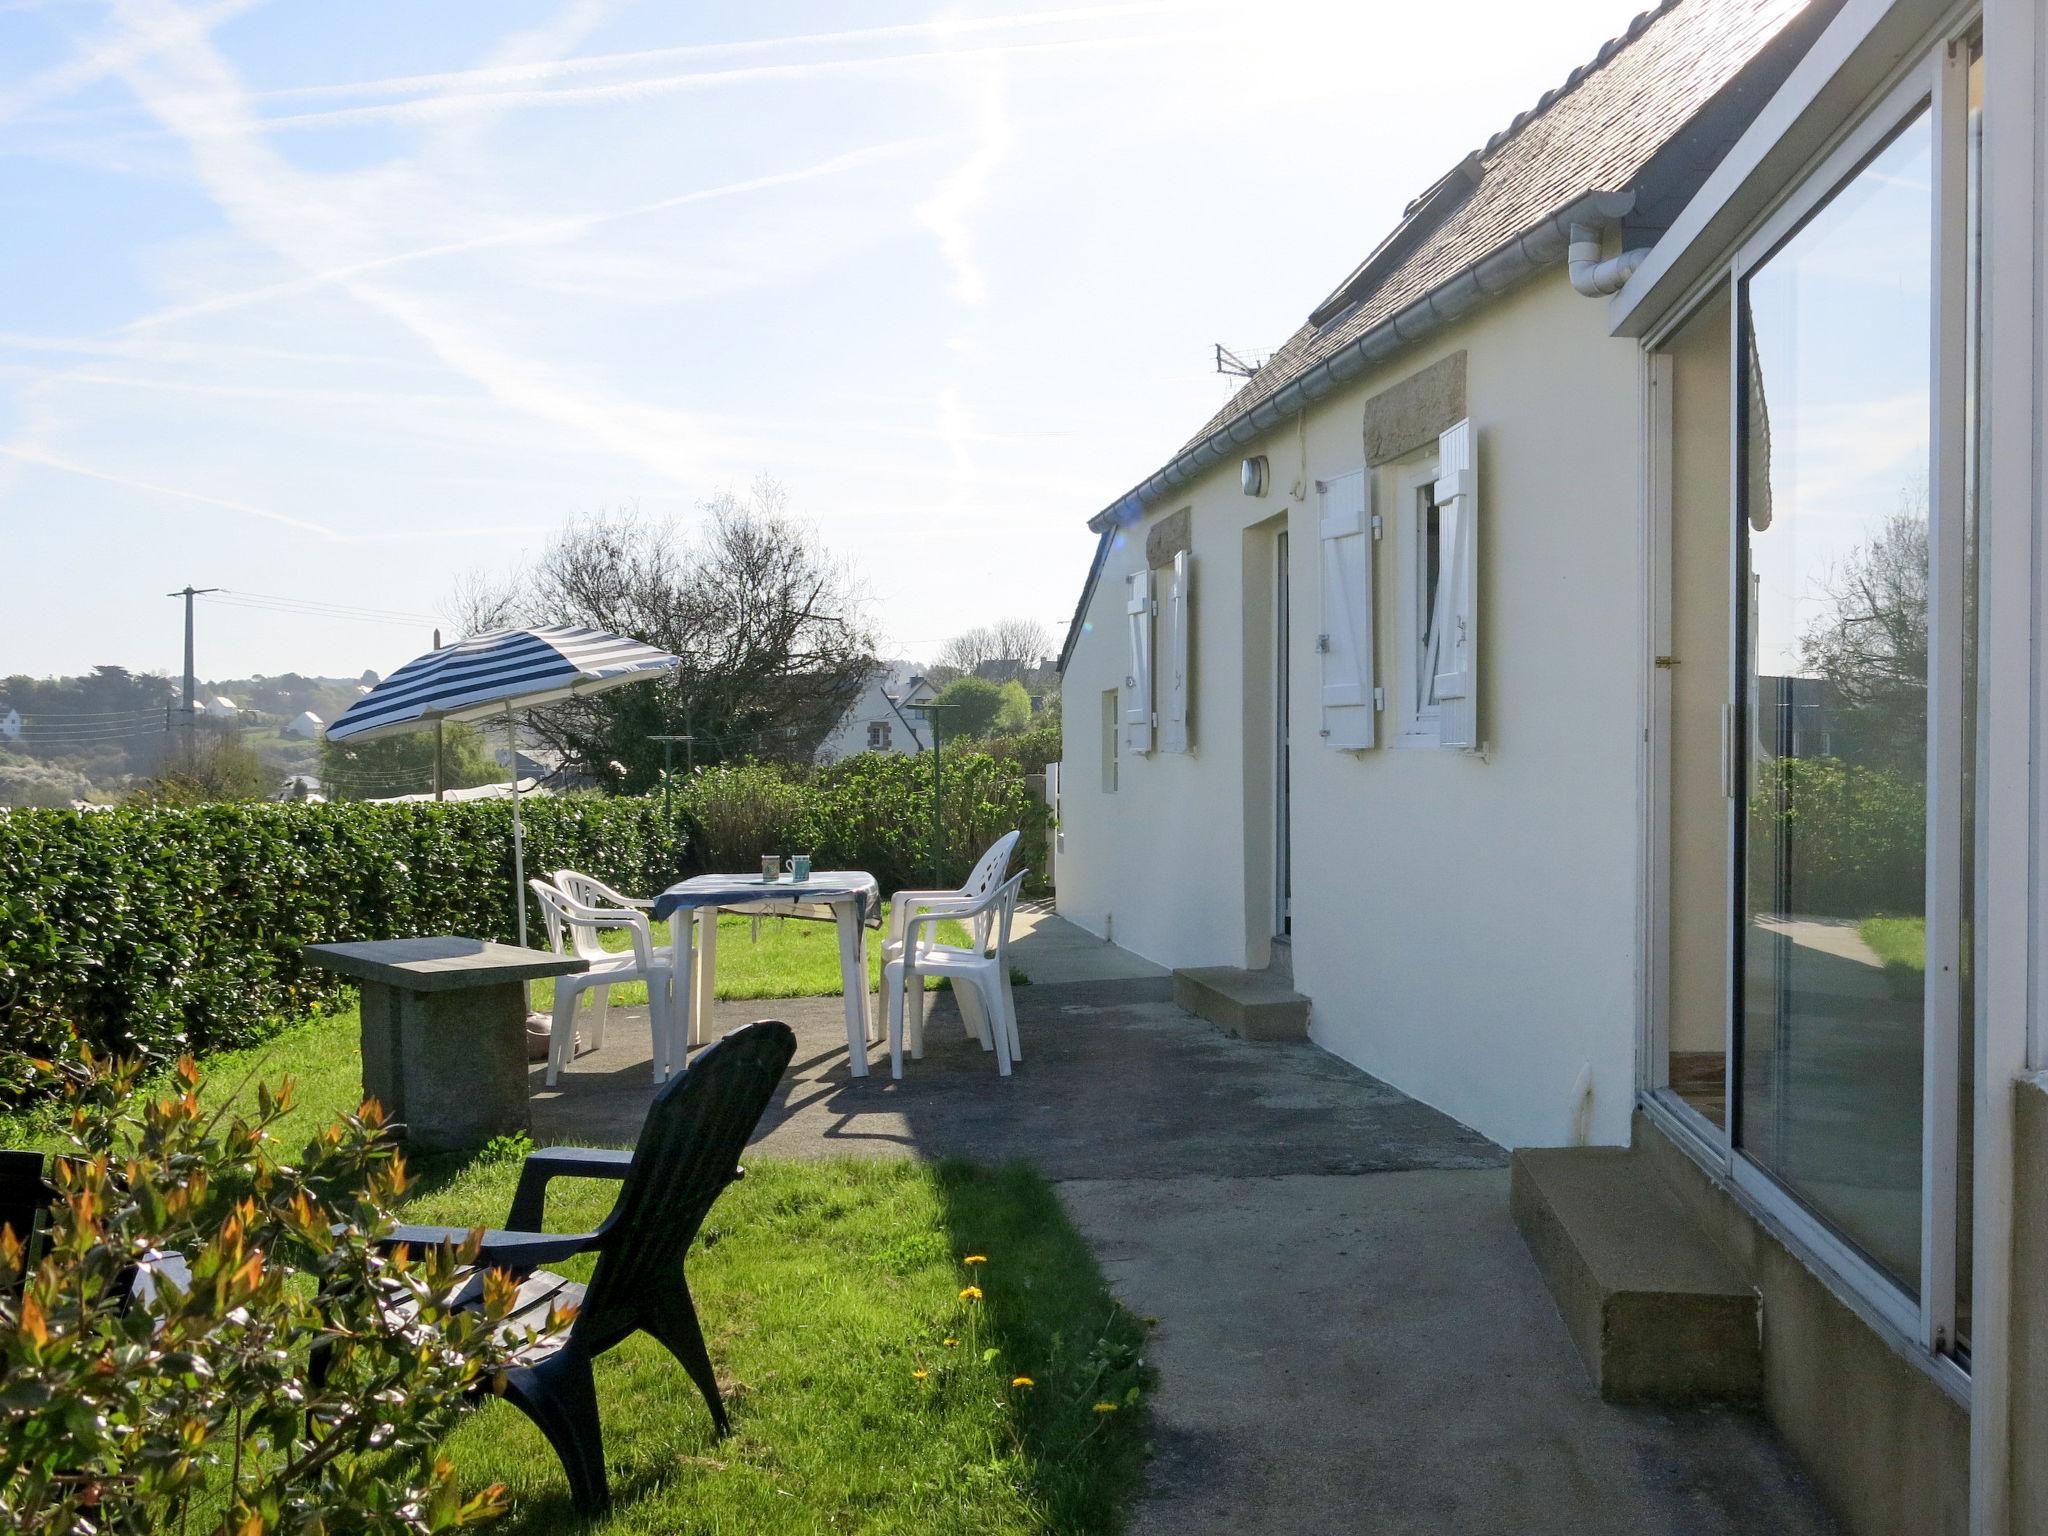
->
[1214, 344, 1263, 380]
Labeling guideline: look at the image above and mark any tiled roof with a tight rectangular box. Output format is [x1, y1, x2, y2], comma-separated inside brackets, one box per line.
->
[1181, 0, 1815, 451]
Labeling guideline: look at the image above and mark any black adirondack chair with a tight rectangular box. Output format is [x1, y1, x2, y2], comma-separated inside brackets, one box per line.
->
[366, 1019, 796, 1514]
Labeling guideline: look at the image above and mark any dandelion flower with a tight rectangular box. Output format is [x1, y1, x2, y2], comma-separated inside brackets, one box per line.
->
[1011, 1375, 1035, 1389]
[959, 1285, 983, 1301]
[942, 1337, 960, 1348]
[1092, 1401, 1119, 1414]
[911, 1369, 929, 1381]
[963, 1255, 987, 1266]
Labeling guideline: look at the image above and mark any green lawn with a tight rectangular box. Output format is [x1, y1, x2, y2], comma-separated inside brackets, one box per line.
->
[532, 904, 981, 1012]
[12, 1012, 1149, 1532]
[1858, 915, 1926, 973]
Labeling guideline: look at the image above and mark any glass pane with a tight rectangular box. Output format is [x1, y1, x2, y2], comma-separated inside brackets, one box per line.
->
[1663, 285, 1735, 1133]
[1737, 107, 1932, 1296]
[1954, 34, 1984, 1357]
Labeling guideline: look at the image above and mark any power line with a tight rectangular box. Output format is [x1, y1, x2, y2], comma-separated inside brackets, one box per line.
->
[200, 590, 441, 627]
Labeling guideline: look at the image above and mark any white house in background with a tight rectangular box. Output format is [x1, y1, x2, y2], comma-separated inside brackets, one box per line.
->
[0, 708, 19, 743]
[283, 710, 323, 740]
[200, 696, 239, 720]
[1056, 0, 2048, 1528]
[815, 665, 936, 763]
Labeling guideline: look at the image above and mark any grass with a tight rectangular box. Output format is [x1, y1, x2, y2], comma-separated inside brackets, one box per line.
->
[532, 903, 982, 1013]
[1858, 914, 1926, 974]
[10, 1013, 1150, 1532]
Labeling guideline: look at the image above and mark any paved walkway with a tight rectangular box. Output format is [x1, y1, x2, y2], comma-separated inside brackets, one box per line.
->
[530, 912, 1838, 1534]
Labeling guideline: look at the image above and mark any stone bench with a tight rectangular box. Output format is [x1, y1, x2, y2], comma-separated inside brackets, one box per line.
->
[302, 936, 587, 1153]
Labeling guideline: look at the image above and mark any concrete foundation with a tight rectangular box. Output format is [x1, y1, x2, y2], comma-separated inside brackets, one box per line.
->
[1637, 1112, 1970, 1536]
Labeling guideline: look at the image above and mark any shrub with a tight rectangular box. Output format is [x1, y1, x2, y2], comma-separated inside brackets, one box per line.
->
[806, 752, 1049, 895]
[0, 1045, 552, 1533]
[674, 762, 814, 869]
[1747, 754, 1926, 918]
[0, 796, 686, 1069]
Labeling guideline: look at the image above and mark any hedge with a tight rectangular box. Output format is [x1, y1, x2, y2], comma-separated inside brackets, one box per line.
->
[0, 755, 1052, 1073]
[672, 753, 1051, 897]
[0, 797, 685, 1067]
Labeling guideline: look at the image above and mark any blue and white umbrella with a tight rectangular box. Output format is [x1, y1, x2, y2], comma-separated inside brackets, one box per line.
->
[328, 624, 680, 950]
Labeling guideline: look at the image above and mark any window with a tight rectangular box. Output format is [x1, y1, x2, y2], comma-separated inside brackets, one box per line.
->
[1411, 468, 1445, 724]
[867, 720, 892, 751]
[1100, 688, 1119, 792]
[1392, 419, 1478, 749]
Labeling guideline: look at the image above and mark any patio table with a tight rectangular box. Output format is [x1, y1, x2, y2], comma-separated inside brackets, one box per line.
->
[651, 871, 883, 1076]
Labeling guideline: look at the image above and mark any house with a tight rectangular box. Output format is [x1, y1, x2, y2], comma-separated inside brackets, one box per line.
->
[814, 665, 936, 763]
[283, 710, 323, 740]
[200, 696, 239, 720]
[0, 708, 19, 743]
[1053, 0, 2048, 1528]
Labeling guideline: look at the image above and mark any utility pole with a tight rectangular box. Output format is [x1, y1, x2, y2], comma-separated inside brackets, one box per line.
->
[649, 734, 697, 818]
[432, 629, 445, 802]
[167, 585, 220, 760]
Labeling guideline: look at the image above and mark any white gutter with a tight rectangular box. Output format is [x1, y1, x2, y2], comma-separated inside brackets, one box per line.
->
[1085, 186, 1637, 534]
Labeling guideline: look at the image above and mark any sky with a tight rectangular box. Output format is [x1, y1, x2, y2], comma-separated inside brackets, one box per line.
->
[2, 0, 1654, 683]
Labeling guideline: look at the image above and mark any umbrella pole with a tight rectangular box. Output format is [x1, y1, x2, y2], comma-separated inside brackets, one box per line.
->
[506, 702, 528, 948]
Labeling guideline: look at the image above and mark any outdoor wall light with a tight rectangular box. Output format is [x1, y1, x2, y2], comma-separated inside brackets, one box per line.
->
[1241, 455, 1269, 497]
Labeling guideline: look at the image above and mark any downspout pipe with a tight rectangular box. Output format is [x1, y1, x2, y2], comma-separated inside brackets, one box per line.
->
[1567, 222, 1650, 296]
[1084, 186, 1638, 535]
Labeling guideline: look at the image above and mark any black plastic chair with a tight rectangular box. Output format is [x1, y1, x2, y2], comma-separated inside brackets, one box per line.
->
[369, 1019, 796, 1514]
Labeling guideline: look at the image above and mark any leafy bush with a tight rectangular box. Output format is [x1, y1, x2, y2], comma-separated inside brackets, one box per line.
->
[0, 797, 686, 1069]
[0, 1045, 552, 1533]
[675, 762, 813, 868]
[1747, 754, 1926, 918]
[667, 753, 1049, 898]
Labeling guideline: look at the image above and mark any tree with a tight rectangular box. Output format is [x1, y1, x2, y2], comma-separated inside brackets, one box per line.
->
[930, 676, 1006, 739]
[933, 619, 1053, 683]
[455, 479, 876, 790]
[1799, 502, 1929, 775]
[319, 721, 501, 801]
[134, 732, 273, 805]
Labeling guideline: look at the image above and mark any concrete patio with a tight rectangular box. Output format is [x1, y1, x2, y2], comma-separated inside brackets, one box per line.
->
[530, 910, 1839, 1534]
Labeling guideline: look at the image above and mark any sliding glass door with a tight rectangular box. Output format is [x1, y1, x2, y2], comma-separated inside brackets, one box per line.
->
[1644, 26, 1982, 1368]
[1734, 106, 1934, 1296]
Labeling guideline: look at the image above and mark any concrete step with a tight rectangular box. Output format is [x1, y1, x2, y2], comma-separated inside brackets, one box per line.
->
[1171, 966, 1310, 1042]
[1511, 1145, 1761, 1405]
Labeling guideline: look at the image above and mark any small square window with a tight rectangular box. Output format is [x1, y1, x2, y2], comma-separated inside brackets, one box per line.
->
[867, 720, 892, 751]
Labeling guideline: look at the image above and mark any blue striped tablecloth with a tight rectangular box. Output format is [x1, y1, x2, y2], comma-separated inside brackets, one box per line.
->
[650, 871, 881, 928]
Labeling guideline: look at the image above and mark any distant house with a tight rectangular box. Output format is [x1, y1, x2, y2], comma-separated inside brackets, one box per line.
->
[815, 666, 935, 763]
[283, 710, 324, 740]
[201, 697, 239, 720]
[0, 708, 19, 743]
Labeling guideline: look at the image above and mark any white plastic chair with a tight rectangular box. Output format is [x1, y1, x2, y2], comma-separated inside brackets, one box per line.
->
[883, 830, 1020, 965]
[529, 877, 686, 1086]
[883, 871, 1027, 1079]
[553, 870, 681, 968]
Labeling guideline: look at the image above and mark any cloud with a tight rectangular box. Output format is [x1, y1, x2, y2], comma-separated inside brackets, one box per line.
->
[77, 0, 715, 490]
[0, 0, 262, 125]
[915, 39, 1014, 309]
[121, 134, 940, 333]
[0, 440, 340, 537]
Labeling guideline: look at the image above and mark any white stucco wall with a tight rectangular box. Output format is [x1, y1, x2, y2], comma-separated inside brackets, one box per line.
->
[1058, 270, 1645, 1150]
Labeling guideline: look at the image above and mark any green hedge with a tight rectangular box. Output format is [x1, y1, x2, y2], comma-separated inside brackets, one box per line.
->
[0, 797, 685, 1067]
[672, 753, 1050, 897]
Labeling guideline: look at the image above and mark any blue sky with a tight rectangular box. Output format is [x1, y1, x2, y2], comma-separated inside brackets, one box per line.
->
[2, 0, 1649, 682]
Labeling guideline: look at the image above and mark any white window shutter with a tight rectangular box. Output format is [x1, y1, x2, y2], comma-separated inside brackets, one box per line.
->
[1431, 419, 1479, 749]
[1123, 568, 1155, 754]
[1317, 469, 1376, 750]
[1163, 550, 1192, 754]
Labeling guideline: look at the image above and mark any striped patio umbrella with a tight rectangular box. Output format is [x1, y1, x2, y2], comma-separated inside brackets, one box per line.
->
[327, 625, 680, 950]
